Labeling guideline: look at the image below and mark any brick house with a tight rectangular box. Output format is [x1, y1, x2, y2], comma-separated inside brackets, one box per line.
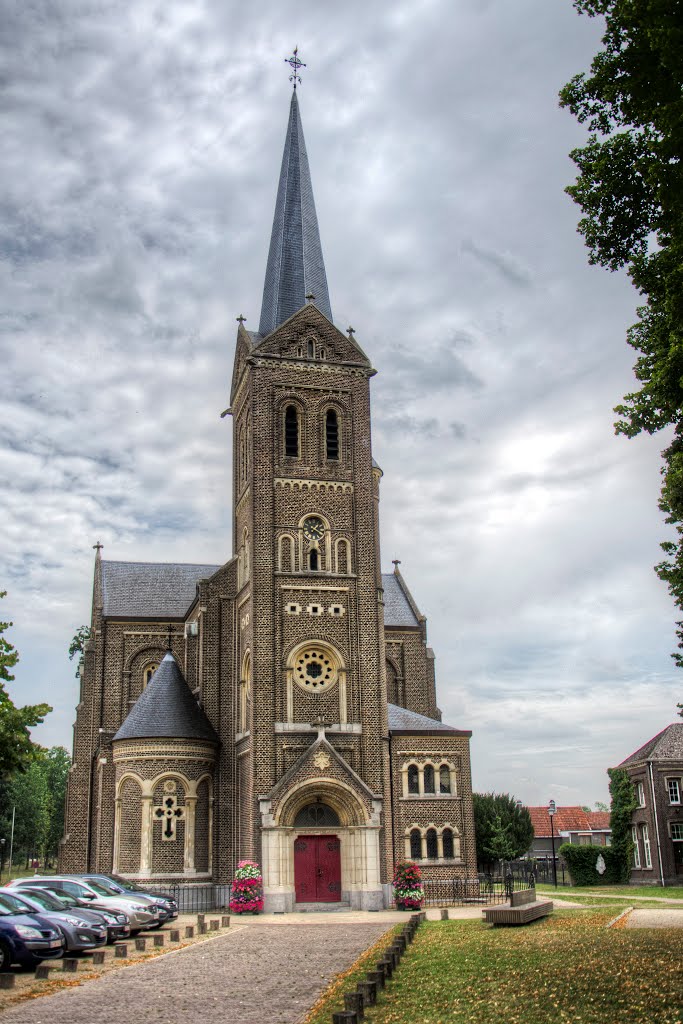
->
[525, 807, 612, 863]
[617, 722, 683, 886]
[59, 88, 477, 910]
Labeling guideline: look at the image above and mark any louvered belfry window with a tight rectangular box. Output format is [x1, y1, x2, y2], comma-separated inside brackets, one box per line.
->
[326, 409, 339, 460]
[285, 405, 299, 457]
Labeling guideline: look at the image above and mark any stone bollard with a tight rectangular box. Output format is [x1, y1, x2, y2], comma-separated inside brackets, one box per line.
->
[419, 911, 426, 922]
[93, 951, 106, 965]
[344, 991, 364, 1019]
[403, 927, 413, 944]
[198, 921, 208, 934]
[357, 979, 377, 1007]
[394, 934, 407, 951]
[332, 1013, 357, 1024]
[185, 925, 194, 939]
[0, 975, 16, 989]
[210, 919, 219, 931]
[221, 916, 230, 928]
[115, 944, 128, 958]
[135, 937, 147, 951]
[153, 934, 165, 947]
[197, 913, 205, 927]
[380, 956, 393, 980]
[35, 964, 52, 980]
[440, 908, 449, 921]
[62, 958, 79, 973]
[170, 929, 180, 943]
[367, 970, 384, 992]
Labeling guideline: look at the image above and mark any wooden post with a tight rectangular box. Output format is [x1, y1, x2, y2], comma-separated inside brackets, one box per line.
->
[221, 915, 231, 928]
[0, 975, 16, 989]
[357, 980, 377, 1007]
[210, 919, 219, 931]
[93, 950, 106, 965]
[440, 908, 449, 920]
[115, 944, 128, 958]
[367, 970, 384, 991]
[170, 929, 180, 942]
[344, 991, 364, 1019]
[63, 958, 78, 972]
[35, 964, 52, 979]
[153, 934, 165, 947]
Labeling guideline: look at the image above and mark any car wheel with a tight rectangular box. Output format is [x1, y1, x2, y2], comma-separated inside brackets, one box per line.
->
[0, 940, 13, 972]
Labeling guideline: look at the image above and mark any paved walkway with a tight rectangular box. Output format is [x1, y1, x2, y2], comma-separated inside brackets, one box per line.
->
[0, 921, 391, 1024]
[626, 908, 683, 928]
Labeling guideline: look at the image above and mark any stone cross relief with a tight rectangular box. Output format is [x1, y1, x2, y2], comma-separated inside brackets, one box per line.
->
[154, 784, 185, 841]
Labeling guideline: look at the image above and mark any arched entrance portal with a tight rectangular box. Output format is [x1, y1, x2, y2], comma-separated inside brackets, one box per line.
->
[293, 802, 341, 903]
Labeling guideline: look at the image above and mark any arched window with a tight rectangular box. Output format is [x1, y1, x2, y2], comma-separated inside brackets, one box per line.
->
[335, 538, 350, 575]
[426, 828, 438, 860]
[407, 764, 419, 795]
[410, 829, 422, 860]
[439, 766, 451, 794]
[294, 803, 340, 827]
[307, 339, 315, 359]
[423, 764, 435, 793]
[284, 405, 299, 458]
[143, 663, 159, 688]
[326, 409, 339, 460]
[279, 534, 295, 572]
[240, 653, 251, 734]
[309, 548, 319, 571]
[442, 828, 455, 860]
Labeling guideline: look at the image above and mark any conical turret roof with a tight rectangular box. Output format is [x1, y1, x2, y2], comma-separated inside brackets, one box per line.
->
[259, 90, 332, 336]
[113, 652, 219, 744]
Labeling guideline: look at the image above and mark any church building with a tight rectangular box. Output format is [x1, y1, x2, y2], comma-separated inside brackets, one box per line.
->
[60, 76, 477, 910]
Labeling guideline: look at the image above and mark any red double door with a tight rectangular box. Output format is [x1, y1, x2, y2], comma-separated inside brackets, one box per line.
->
[294, 835, 341, 903]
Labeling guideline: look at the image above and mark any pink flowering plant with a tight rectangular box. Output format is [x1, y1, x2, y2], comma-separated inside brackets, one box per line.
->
[393, 860, 424, 909]
[229, 860, 264, 914]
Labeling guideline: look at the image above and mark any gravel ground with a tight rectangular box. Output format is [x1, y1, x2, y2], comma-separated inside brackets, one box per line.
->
[625, 908, 683, 928]
[0, 921, 391, 1024]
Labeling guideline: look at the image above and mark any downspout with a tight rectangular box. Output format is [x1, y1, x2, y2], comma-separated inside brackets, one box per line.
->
[383, 734, 396, 869]
[648, 760, 665, 887]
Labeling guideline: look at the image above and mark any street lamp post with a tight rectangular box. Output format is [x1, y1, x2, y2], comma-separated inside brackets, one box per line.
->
[548, 799, 557, 888]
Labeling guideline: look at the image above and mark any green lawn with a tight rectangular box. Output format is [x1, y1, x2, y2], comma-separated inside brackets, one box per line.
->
[537, 882, 683, 901]
[309, 911, 682, 1024]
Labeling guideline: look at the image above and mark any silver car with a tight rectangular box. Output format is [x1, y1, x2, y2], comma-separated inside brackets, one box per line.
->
[7, 877, 161, 932]
[0, 890, 106, 954]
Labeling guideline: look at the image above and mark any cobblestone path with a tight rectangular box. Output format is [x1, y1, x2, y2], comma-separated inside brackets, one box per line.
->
[0, 921, 391, 1024]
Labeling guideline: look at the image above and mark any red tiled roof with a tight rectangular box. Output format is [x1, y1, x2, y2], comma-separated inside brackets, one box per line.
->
[526, 806, 611, 837]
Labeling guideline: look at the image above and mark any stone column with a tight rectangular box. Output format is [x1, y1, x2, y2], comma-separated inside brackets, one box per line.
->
[139, 796, 154, 876]
[420, 833, 427, 860]
[184, 796, 197, 874]
[437, 831, 444, 860]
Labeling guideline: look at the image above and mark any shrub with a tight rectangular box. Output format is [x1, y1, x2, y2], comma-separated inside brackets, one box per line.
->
[559, 843, 624, 886]
[229, 859, 264, 913]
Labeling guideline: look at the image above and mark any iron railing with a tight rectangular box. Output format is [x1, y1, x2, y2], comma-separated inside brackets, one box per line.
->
[422, 873, 534, 907]
[139, 882, 232, 912]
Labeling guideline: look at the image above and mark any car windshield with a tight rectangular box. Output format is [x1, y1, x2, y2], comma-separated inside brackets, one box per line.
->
[84, 877, 119, 894]
[85, 880, 110, 896]
[0, 892, 32, 914]
[16, 889, 61, 911]
[109, 875, 137, 891]
[44, 889, 79, 908]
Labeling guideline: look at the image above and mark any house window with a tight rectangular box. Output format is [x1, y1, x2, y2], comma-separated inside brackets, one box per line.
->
[439, 766, 451, 794]
[641, 824, 652, 868]
[426, 828, 438, 859]
[635, 781, 645, 807]
[579, 834, 592, 846]
[326, 409, 339, 460]
[410, 829, 421, 860]
[631, 826, 641, 868]
[407, 764, 419, 795]
[671, 823, 683, 841]
[423, 765, 435, 794]
[284, 405, 299, 457]
[667, 778, 681, 804]
[442, 828, 454, 860]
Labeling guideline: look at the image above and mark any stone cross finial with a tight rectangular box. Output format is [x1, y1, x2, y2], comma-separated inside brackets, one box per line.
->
[392, 559, 401, 572]
[236, 314, 246, 324]
[93, 541, 103, 554]
[305, 292, 315, 304]
[347, 326, 355, 337]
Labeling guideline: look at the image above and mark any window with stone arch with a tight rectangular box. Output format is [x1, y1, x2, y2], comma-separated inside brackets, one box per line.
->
[335, 538, 351, 575]
[386, 658, 399, 705]
[284, 404, 300, 458]
[410, 828, 422, 860]
[242, 528, 250, 580]
[423, 764, 435, 794]
[407, 764, 420, 795]
[278, 533, 296, 573]
[442, 827, 455, 860]
[426, 827, 438, 859]
[239, 652, 251, 735]
[325, 408, 340, 460]
[439, 765, 451, 794]
[142, 662, 160, 688]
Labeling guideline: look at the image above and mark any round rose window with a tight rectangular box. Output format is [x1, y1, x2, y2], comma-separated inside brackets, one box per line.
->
[294, 647, 337, 692]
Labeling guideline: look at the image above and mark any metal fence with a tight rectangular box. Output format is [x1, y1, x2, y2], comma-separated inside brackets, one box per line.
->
[505, 859, 569, 887]
[140, 882, 232, 913]
[423, 873, 535, 907]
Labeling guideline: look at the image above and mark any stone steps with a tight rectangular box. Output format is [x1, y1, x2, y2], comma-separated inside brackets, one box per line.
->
[295, 902, 351, 913]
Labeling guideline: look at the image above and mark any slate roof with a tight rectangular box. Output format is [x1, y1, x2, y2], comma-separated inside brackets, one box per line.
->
[526, 806, 611, 838]
[113, 653, 219, 743]
[382, 572, 421, 628]
[387, 703, 460, 733]
[618, 722, 683, 766]
[101, 560, 221, 619]
[259, 90, 332, 337]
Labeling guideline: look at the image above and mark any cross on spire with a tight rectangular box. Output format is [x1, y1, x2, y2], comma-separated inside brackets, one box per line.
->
[284, 46, 306, 90]
[236, 314, 246, 324]
[392, 559, 401, 572]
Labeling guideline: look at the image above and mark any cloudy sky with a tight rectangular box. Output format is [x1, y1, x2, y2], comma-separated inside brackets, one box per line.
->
[2, 0, 679, 809]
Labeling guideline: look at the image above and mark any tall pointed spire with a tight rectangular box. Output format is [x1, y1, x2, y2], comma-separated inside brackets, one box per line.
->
[259, 88, 332, 337]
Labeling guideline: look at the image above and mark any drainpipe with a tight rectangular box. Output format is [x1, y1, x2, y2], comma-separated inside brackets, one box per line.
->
[648, 760, 665, 887]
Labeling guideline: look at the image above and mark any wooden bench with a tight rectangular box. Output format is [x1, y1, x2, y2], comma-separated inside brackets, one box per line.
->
[482, 888, 553, 926]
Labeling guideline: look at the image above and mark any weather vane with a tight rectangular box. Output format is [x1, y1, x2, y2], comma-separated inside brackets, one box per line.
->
[284, 46, 306, 89]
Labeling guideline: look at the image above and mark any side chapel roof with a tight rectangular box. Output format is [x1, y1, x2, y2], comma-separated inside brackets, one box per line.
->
[100, 560, 221, 619]
[387, 703, 466, 734]
[382, 572, 421, 628]
[113, 652, 219, 743]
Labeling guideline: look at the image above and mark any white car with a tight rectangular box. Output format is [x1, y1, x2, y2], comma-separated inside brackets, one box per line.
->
[7, 877, 162, 932]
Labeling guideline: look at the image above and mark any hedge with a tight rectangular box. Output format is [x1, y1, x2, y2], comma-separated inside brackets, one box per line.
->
[559, 843, 624, 885]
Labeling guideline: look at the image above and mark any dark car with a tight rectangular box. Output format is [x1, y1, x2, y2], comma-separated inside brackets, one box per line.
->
[0, 901, 64, 970]
[24, 887, 131, 944]
[3, 890, 107, 954]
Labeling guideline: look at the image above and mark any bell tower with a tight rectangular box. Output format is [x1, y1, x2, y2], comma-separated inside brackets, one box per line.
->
[228, 62, 391, 909]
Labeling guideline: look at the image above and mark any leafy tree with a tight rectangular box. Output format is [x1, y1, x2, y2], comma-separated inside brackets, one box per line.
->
[68, 625, 91, 678]
[0, 747, 70, 867]
[0, 592, 52, 780]
[608, 766, 637, 883]
[594, 801, 609, 812]
[559, 3, 683, 662]
[473, 793, 534, 870]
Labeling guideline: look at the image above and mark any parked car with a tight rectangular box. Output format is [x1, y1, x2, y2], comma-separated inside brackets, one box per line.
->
[0, 900, 64, 970]
[6, 877, 162, 933]
[77, 875, 178, 921]
[0, 890, 106, 955]
[25, 887, 132, 944]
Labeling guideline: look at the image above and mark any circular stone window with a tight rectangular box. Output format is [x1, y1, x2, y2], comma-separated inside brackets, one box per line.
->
[293, 647, 338, 692]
